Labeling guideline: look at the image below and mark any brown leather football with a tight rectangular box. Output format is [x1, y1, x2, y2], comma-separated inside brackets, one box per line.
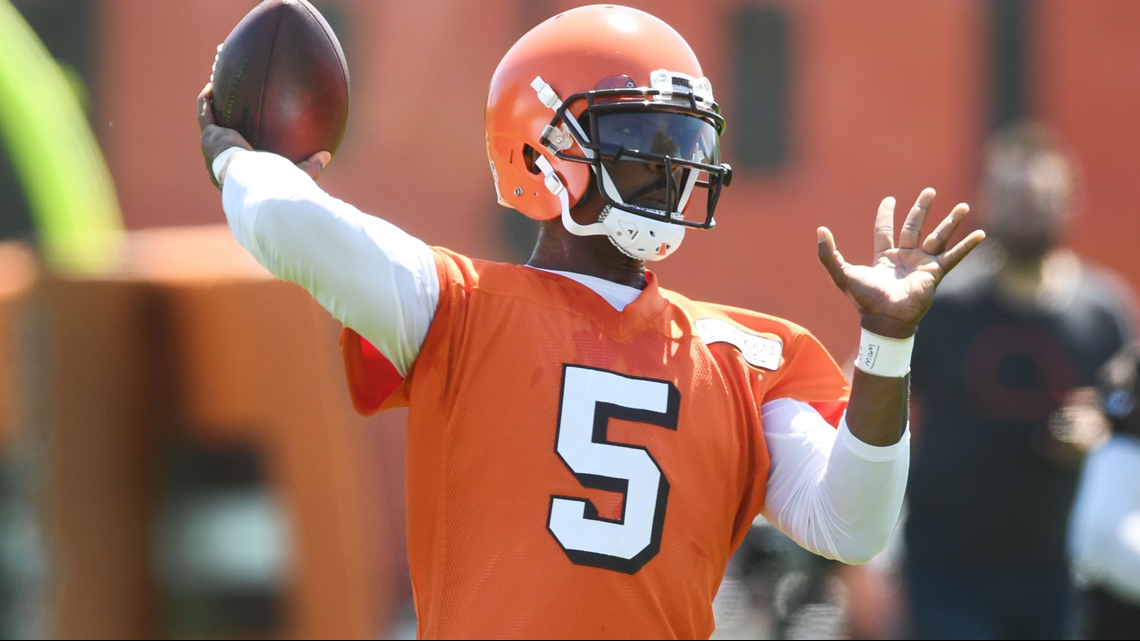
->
[211, 0, 349, 163]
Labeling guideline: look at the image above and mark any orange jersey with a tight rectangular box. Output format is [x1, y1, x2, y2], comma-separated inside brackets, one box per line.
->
[341, 248, 849, 639]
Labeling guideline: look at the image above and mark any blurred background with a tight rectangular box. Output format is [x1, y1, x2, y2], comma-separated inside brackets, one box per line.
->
[1, 0, 1138, 638]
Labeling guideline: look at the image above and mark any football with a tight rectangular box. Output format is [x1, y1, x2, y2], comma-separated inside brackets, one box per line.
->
[210, 0, 349, 163]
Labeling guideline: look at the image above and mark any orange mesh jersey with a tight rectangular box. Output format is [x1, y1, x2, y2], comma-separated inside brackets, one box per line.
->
[341, 248, 849, 639]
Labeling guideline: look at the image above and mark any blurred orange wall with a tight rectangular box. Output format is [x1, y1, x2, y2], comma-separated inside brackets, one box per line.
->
[1037, 1, 1140, 293]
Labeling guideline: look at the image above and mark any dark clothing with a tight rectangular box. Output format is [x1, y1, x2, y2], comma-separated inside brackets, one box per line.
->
[906, 553, 1074, 640]
[905, 260, 1134, 638]
[1080, 586, 1140, 641]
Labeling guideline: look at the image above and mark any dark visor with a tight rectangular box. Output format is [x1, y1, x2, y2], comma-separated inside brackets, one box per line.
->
[595, 112, 719, 167]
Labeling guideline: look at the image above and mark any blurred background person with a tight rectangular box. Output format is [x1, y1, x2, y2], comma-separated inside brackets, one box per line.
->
[1068, 344, 1140, 640]
[903, 122, 1137, 639]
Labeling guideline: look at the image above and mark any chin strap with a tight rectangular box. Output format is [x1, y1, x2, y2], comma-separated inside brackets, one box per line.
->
[534, 155, 606, 237]
[534, 154, 684, 261]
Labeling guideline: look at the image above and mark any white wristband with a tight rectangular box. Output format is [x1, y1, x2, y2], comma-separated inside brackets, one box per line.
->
[854, 328, 914, 377]
[212, 146, 244, 185]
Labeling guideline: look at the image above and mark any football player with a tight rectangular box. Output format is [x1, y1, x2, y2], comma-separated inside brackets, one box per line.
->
[197, 5, 983, 638]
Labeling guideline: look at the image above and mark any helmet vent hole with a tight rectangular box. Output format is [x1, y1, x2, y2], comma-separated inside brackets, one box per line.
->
[522, 145, 542, 175]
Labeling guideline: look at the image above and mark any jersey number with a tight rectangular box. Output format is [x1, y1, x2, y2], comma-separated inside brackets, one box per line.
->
[548, 365, 680, 574]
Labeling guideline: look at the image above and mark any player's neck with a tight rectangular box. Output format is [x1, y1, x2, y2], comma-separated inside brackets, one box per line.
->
[527, 219, 648, 290]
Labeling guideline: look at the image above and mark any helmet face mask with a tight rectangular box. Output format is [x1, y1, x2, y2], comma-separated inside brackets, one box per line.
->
[540, 73, 732, 231]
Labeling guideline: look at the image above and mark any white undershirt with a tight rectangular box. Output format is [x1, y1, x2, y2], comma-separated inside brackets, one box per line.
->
[219, 148, 910, 564]
[530, 268, 642, 311]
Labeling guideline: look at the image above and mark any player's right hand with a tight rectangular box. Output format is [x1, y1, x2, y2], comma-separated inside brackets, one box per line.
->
[198, 82, 253, 189]
[197, 82, 330, 188]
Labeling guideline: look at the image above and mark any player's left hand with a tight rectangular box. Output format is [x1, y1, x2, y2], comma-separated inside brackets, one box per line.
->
[817, 188, 986, 338]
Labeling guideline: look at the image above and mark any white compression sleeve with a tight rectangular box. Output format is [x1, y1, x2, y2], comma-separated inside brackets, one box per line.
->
[220, 149, 439, 376]
[759, 397, 910, 564]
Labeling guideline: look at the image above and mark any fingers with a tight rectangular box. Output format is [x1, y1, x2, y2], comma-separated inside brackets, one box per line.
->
[921, 202, 971, 255]
[197, 82, 216, 132]
[296, 151, 332, 181]
[816, 226, 848, 290]
[898, 188, 936, 249]
[212, 43, 224, 80]
[937, 229, 987, 274]
[873, 197, 896, 258]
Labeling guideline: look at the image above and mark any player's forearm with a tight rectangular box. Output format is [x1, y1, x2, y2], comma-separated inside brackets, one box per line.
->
[219, 149, 439, 375]
[844, 322, 914, 446]
[844, 369, 909, 446]
[816, 415, 909, 563]
[760, 399, 909, 565]
[755, 326, 913, 564]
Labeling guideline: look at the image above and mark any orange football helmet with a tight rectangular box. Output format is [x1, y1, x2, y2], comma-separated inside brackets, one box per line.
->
[485, 5, 732, 260]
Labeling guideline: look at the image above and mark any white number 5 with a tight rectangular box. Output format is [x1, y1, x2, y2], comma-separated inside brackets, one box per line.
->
[548, 365, 680, 574]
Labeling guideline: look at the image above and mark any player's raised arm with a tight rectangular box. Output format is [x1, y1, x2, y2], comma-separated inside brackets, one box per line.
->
[196, 82, 439, 378]
[748, 191, 985, 565]
[817, 188, 985, 446]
